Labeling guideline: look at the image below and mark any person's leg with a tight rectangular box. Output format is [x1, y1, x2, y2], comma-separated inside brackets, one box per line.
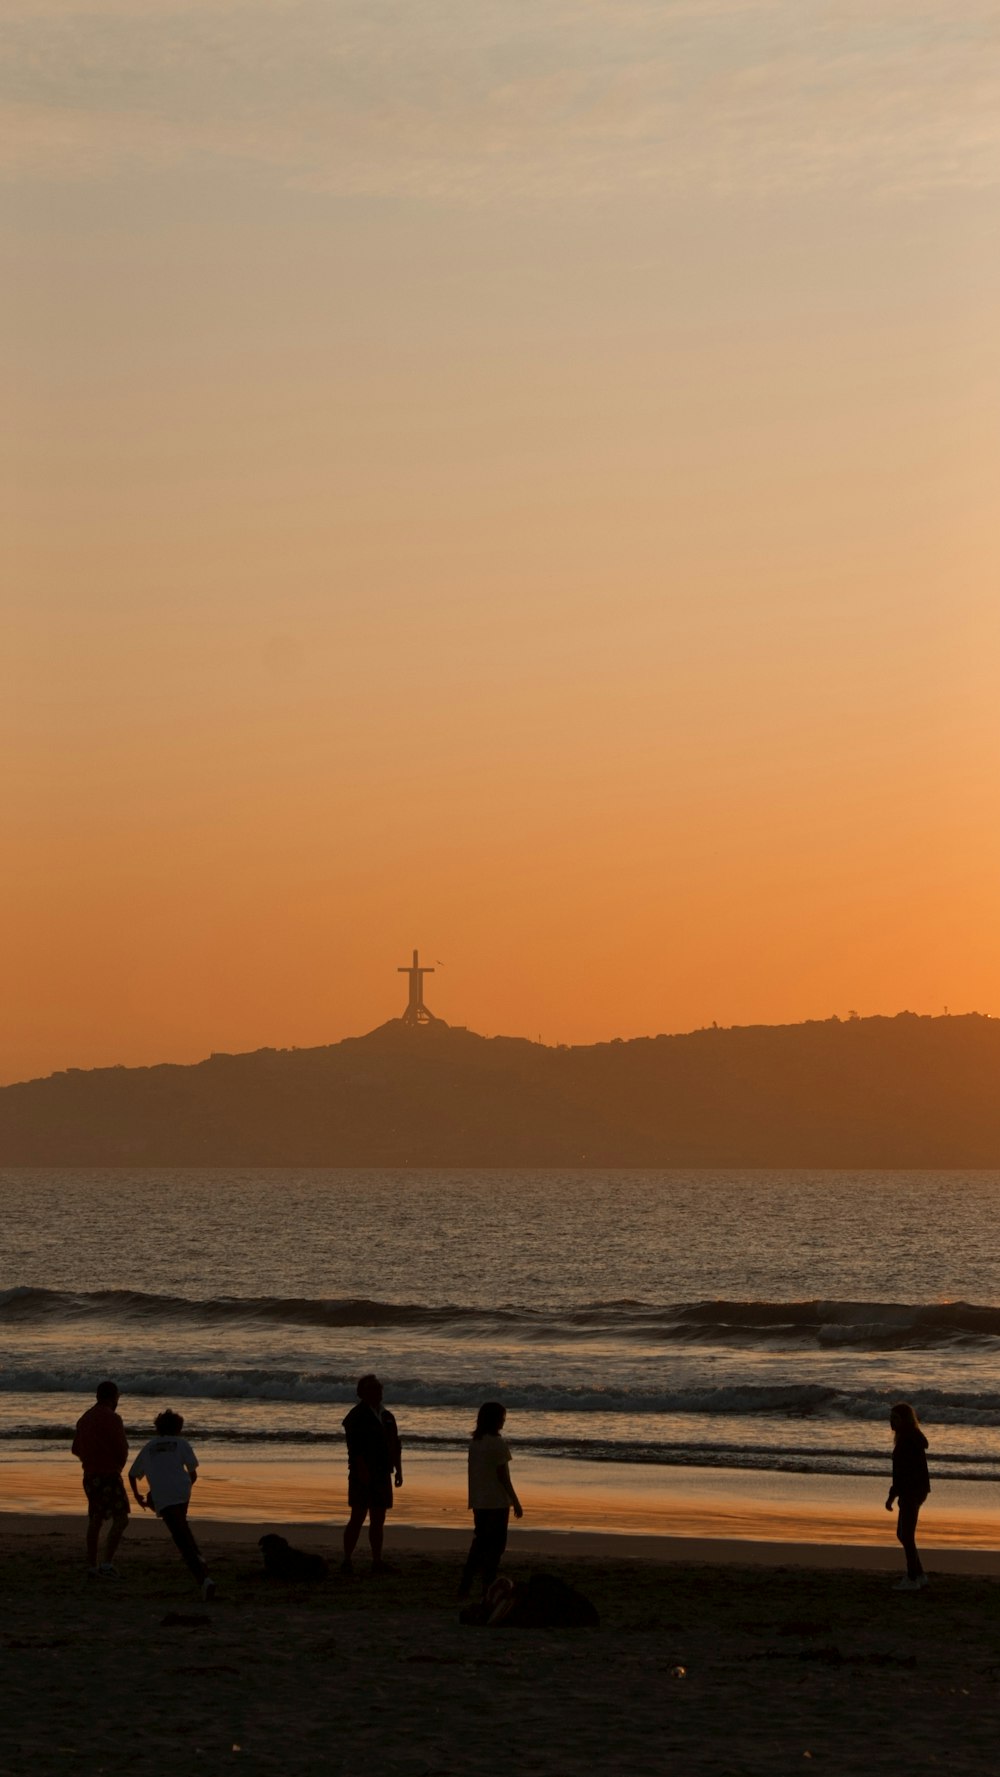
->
[86, 1511, 102, 1569]
[906, 1499, 924, 1579]
[367, 1503, 386, 1564]
[104, 1511, 129, 1565]
[160, 1503, 208, 1582]
[459, 1512, 487, 1597]
[343, 1503, 368, 1562]
[896, 1499, 924, 1580]
[479, 1509, 510, 1592]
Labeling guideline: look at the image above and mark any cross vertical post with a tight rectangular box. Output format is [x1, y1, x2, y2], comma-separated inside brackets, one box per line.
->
[398, 949, 439, 1025]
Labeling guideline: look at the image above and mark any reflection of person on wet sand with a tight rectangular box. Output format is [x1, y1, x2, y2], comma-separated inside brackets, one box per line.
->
[341, 1374, 402, 1575]
[885, 1401, 930, 1591]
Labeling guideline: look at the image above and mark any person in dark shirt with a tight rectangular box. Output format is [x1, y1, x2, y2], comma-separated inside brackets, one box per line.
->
[341, 1374, 402, 1576]
[885, 1401, 930, 1590]
[71, 1379, 130, 1579]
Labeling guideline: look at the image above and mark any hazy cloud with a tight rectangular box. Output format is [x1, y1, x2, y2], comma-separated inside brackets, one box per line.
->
[2, 0, 998, 202]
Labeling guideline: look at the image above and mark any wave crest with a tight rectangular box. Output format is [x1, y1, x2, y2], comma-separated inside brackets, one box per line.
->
[3, 1287, 1000, 1350]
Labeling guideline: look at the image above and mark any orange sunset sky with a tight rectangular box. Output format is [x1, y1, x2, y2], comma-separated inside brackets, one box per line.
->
[4, 1, 1000, 1086]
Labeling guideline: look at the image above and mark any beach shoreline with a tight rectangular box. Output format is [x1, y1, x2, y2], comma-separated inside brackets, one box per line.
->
[6, 1444, 1000, 1552]
[4, 1508, 1000, 1576]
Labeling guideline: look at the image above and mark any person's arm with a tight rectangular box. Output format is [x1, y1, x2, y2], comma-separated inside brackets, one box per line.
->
[497, 1463, 523, 1519]
[128, 1457, 153, 1511]
[377, 1411, 401, 1486]
[114, 1415, 129, 1469]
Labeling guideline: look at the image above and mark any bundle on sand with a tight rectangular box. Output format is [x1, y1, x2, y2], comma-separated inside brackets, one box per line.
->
[462, 1570, 600, 1628]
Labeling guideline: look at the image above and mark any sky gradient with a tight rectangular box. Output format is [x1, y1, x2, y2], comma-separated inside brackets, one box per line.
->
[4, 1, 1000, 1083]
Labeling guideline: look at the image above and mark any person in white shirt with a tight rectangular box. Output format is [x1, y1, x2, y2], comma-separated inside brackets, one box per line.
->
[458, 1401, 522, 1602]
[129, 1410, 215, 1600]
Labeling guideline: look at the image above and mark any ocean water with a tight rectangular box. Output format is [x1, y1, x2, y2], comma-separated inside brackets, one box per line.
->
[3, 1168, 1000, 1490]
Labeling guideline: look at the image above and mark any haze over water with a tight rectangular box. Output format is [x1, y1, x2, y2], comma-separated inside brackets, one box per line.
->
[5, 1169, 1000, 1505]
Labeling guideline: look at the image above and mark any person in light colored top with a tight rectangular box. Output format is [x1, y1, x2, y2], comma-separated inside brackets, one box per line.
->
[458, 1401, 522, 1602]
[129, 1409, 215, 1600]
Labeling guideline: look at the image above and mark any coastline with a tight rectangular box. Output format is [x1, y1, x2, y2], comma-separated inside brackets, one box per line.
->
[3, 1510, 1000, 1575]
[6, 1444, 1000, 1562]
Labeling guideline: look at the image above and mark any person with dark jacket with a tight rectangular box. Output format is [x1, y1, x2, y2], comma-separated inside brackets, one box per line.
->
[341, 1374, 402, 1575]
[885, 1401, 930, 1590]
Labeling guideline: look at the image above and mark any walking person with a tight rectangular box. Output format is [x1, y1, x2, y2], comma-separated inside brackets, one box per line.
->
[458, 1401, 522, 1603]
[72, 1379, 130, 1579]
[341, 1374, 403, 1575]
[129, 1410, 215, 1600]
[885, 1401, 930, 1591]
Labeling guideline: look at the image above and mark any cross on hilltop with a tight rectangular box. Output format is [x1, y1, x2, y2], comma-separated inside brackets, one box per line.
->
[398, 949, 442, 1026]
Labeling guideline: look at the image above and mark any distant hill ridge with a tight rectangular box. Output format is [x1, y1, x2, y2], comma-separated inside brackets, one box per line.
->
[2, 1012, 1000, 1166]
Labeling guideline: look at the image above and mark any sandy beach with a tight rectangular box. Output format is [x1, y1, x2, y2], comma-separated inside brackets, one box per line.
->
[7, 1444, 1000, 1547]
[3, 1507, 1000, 1776]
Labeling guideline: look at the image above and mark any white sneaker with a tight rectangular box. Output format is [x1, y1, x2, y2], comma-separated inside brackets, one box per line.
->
[98, 1563, 121, 1579]
[201, 1577, 216, 1602]
[893, 1577, 923, 1591]
[916, 1574, 929, 1588]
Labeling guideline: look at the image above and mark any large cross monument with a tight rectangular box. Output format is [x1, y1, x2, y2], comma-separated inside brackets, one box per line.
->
[398, 949, 441, 1026]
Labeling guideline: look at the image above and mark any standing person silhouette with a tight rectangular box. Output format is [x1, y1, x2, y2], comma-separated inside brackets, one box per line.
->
[458, 1401, 523, 1603]
[341, 1374, 402, 1575]
[71, 1380, 130, 1579]
[885, 1401, 930, 1590]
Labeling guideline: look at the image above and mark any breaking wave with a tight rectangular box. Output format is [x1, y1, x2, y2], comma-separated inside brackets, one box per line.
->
[4, 1365, 1000, 1429]
[3, 1287, 1000, 1350]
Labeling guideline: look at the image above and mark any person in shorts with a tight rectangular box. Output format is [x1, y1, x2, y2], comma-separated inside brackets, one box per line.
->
[129, 1409, 215, 1600]
[72, 1380, 130, 1579]
[341, 1374, 402, 1575]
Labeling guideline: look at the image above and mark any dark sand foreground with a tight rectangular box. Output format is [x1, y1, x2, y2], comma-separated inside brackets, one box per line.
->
[3, 1516, 1000, 1776]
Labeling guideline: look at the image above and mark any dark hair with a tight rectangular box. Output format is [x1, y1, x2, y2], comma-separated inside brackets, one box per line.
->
[890, 1401, 920, 1441]
[473, 1401, 506, 1440]
[155, 1409, 184, 1435]
[356, 1373, 379, 1398]
[95, 1380, 119, 1405]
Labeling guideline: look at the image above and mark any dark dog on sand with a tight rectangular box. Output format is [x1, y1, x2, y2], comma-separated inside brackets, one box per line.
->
[258, 1534, 329, 1582]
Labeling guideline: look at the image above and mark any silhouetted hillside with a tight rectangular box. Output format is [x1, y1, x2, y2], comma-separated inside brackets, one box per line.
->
[1, 1013, 1000, 1166]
